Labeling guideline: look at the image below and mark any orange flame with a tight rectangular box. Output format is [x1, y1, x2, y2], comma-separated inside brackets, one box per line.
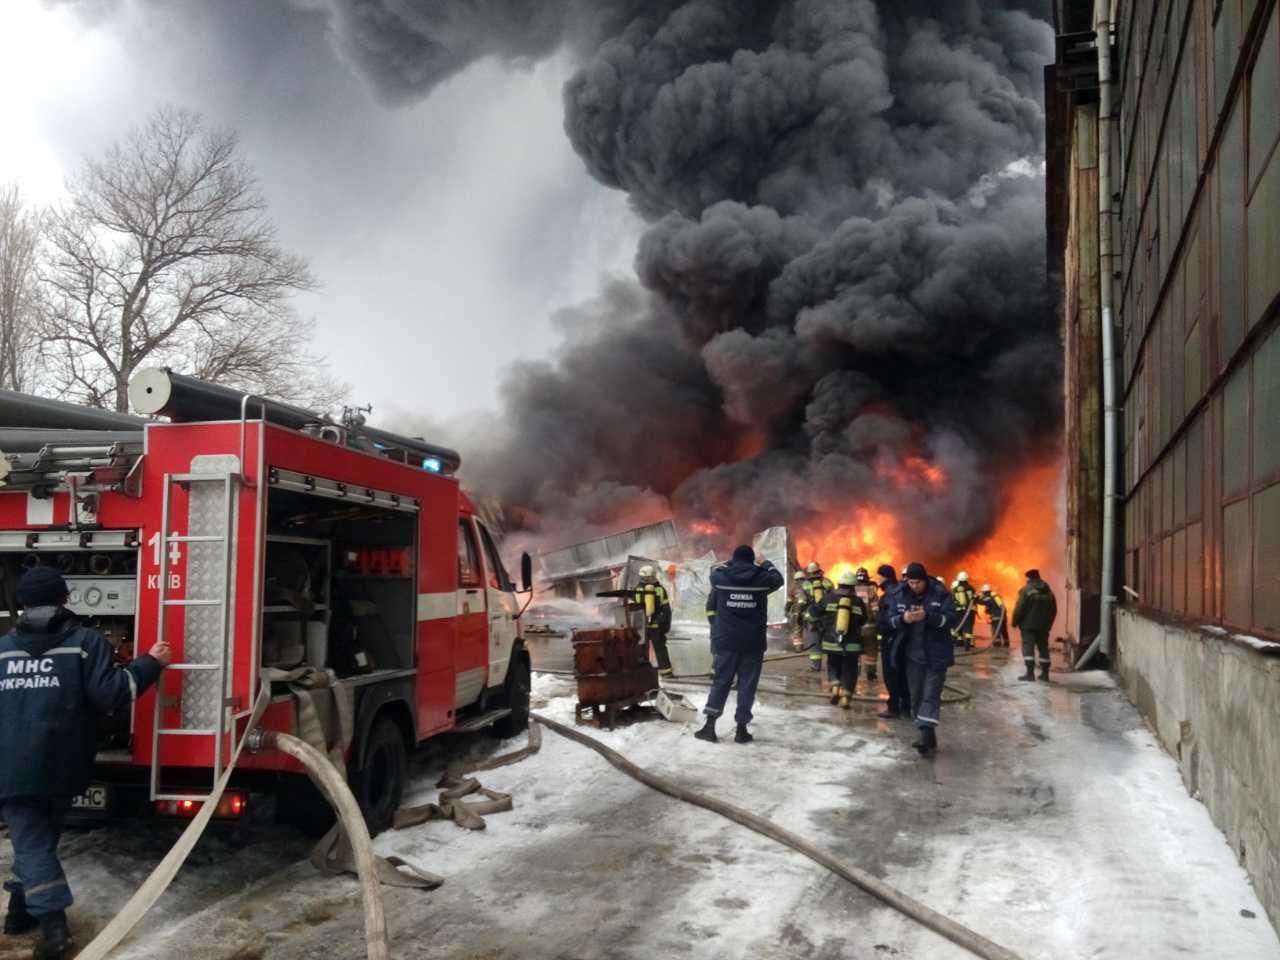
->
[794, 460, 1062, 606]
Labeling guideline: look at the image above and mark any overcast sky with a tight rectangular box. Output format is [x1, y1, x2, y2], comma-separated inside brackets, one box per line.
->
[0, 0, 643, 422]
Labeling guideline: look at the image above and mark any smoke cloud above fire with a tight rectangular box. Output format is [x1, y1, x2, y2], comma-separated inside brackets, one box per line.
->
[330, 0, 1062, 567]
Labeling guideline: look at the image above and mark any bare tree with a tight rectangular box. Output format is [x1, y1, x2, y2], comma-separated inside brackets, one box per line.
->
[0, 184, 42, 392]
[39, 106, 346, 412]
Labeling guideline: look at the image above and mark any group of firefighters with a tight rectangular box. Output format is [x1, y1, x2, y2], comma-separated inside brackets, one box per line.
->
[785, 564, 1016, 693]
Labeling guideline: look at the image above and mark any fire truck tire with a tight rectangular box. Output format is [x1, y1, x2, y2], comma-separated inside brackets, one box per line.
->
[493, 655, 531, 738]
[276, 773, 336, 838]
[351, 715, 407, 835]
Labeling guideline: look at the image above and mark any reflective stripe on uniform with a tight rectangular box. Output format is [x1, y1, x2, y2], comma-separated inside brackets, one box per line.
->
[24, 879, 68, 897]
[0, 647, 85, 660]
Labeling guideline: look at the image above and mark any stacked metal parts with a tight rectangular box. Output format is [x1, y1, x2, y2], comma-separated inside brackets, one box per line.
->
[571, 628, 658, 729]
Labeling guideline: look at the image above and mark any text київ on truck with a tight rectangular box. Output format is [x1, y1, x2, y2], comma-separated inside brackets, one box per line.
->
[0, 370, 533, 834]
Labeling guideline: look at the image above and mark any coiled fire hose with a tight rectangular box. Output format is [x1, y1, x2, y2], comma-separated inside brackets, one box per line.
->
[530, 712, 1022, 960]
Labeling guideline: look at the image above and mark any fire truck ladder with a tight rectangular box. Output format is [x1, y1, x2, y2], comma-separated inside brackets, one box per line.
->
[149, 461, 241, 803]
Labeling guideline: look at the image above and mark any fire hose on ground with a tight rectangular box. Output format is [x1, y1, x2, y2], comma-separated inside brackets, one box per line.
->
[74, 688, 392, 960]
[529, 711, 1022, 960]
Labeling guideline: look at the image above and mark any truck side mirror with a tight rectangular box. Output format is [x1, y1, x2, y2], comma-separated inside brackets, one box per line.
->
[520, 552, 533, 593]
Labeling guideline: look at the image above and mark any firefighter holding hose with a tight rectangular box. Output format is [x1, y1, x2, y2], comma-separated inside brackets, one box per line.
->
[1, 567, 170, 960]
[978, 584, 1010, 647]
[633, 565, 674, 678]
[819, 571, 870, 708]
[951, 572, 978, 649]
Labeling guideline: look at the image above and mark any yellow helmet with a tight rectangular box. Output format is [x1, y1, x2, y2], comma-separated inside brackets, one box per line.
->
[792, 571, 806, 581]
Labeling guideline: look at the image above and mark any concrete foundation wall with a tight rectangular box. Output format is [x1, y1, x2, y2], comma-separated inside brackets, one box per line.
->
[1116, 608, 1280, 929]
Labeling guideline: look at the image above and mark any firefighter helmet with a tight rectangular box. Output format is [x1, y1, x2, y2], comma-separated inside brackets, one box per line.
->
[637, 565, 657, 581]
[957, 571, 970, 582]
[982, 583, 992, 593]
[805, 562, 822, 575]
[838, 570, 857, 587]
[792, 571, 806, 581]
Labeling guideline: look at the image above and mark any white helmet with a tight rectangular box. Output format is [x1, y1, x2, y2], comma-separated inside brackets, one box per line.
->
[838, 570, 857, 586]
[982, 583, 992, 593]
[792, 571, 806, 581]
[957, 571, 969, 582]
[805, 561, 821, 575]
[638, 565, 656, 581]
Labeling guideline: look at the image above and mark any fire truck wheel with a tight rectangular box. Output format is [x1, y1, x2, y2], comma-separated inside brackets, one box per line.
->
[494, 656, 531, 738]
[351, 715, 407, 835]
[275, 774, 336, 838]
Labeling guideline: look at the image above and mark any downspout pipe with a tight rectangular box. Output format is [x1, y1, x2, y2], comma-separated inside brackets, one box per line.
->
[1096, 0, 1120, 663]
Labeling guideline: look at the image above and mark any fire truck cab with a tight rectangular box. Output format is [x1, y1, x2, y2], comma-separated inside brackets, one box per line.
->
[0, 371, 532, 833]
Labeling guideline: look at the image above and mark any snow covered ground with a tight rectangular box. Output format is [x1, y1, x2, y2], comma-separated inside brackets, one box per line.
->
[3, 649, 1277, 959]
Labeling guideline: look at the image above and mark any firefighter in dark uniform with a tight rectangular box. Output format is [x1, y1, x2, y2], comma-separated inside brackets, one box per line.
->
[1012, 569, 1058, 681]
[1, 567, 169, 960]
[694, 546, 784, 744]
[851, 567, 879, 682]
[979, 584, 1010, 646]
[875, 564, 911, 719]
[633, 565, 673, 678]
[800, 562, 834, 672]
[951, 571, 978, 649]
[820, 571, 870, 708]
[887, 562, 960, 755]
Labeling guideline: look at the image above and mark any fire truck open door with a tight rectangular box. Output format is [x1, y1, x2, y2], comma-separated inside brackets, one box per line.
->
[142, 432, 263, 803]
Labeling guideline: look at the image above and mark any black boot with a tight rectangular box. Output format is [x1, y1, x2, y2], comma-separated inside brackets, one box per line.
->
[734, 724, 754, 744]
[33, 911, 71, 960]
[877, 707, 900, 719]
[693, 717, 718, 743]
[1018, 660, 1035, 681]
[3, 884, 37, 936]
[1039, 661, 1051, 682]
[912, 725, 937, 755]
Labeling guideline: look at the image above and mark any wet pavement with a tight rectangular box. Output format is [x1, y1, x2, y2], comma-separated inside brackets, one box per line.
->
[3, 638, 1276, 959]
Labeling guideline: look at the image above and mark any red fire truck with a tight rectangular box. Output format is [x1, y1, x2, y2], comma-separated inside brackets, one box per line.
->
[0, 370, 532, 833]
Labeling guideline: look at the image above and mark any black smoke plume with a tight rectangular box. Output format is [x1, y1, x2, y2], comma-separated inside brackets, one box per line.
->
[330, 0, 1060, 559]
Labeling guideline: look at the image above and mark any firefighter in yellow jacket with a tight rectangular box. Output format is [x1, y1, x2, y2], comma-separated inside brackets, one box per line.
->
[634, 565, 673, 677]
[820, 570, 870, 707]
[979, 584, 1010, 646]
[951, 571, 978, 649]
[801, 562, 834, 672]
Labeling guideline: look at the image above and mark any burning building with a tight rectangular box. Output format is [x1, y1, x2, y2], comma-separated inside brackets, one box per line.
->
[1048, 0, 1280, 928]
